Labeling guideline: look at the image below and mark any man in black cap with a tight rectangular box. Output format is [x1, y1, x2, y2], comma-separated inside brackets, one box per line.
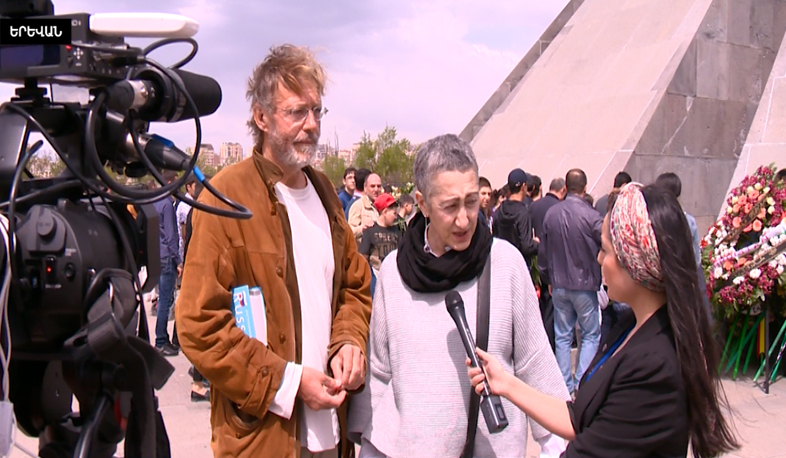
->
[492, 168, 539, 268]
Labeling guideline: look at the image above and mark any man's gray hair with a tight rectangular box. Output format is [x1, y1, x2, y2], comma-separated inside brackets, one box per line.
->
[549, 177, 566, 192]
[414, 134, 478, 200]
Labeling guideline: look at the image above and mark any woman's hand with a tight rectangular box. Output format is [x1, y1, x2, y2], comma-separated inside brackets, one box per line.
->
[466, 348, 510, 397]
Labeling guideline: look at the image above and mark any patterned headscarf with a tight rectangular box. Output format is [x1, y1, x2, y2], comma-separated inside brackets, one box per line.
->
[609, 182, 665, 291]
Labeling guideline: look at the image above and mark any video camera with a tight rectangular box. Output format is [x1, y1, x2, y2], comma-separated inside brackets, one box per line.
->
[0, 1, 251, 456]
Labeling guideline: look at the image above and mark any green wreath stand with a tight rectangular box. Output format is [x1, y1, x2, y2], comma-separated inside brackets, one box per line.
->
[719, 294, 786, 393]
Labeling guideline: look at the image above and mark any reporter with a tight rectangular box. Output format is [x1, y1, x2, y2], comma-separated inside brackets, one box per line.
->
[468, 183, 739, 458]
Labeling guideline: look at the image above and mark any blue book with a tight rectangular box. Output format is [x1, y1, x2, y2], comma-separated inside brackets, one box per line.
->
[231, 285, 268, 345]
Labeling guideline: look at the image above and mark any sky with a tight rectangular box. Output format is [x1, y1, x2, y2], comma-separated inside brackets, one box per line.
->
[0, 0, 569, 155]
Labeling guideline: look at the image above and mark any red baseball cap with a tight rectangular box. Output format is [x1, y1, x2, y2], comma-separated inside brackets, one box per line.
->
[374, 193, 398, 212]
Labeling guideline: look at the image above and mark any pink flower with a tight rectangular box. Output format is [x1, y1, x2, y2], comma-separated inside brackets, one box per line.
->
[753, 219, 763, 231]
[733, 217, 742, 228]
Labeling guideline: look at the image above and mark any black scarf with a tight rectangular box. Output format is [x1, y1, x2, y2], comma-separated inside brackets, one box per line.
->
[397, 212, 493, 293]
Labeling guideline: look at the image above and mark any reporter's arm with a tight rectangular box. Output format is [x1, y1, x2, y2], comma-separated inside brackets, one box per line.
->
[497, 370, 575, 441]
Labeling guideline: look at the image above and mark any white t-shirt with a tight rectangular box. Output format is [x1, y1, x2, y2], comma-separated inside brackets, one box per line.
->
[273, 175, 338, 452]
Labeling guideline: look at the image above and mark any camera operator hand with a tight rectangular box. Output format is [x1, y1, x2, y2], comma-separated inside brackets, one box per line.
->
[297, 367, 346, 410]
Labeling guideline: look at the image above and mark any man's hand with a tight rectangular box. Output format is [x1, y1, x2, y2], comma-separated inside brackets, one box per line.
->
[330, 344, 366, 391]
[297, 367, 346, 411]
[177, 264, 183, 278]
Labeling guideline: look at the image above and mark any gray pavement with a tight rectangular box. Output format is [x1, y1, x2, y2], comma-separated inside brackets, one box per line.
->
[9, 309, 786, 457]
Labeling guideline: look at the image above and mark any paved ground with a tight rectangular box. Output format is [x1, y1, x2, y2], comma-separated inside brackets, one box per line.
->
[9, 310, 786, 457]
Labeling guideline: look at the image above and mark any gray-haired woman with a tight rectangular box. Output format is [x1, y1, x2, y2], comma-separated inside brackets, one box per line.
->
[348, 134, 569, 458]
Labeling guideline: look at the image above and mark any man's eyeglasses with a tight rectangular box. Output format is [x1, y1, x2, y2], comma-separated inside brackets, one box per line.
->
[276, 106, 329, 123]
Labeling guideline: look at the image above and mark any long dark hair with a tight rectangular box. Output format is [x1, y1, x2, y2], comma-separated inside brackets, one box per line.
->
[641, 184, 738, 458]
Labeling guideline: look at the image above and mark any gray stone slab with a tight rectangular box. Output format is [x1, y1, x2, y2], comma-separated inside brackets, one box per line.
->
[727, 0, 754, 47]
[669, 40, 698, 96]
[751, 0, 776, 51]
[699, 0, 729, 42]
[696, 37, 731, 99]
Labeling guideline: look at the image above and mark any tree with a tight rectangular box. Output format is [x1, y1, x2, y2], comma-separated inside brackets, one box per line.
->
[322, 155, 346, 188]
[353, 132, 376, 171]
[376, 142, 413, 186]
[353, 126, 414, 187]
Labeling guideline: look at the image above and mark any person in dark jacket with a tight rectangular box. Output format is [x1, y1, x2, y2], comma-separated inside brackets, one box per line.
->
[153, 171, 182, 357]
[182, 178, 210, 402]
[469, 183, 739, 458]
[530, 177, 566, 351]
[595, 171, 631, 218]
[492, 168, 539, 268]
[338, 167, 357, 214]
[540, 169, 602, 394]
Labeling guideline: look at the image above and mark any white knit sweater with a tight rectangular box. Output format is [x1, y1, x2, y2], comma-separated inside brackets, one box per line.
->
[348, 239, 570, 458]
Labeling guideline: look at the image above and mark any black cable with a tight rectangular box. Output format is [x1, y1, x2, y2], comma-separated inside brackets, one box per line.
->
[84, 92, 189, 201]
[126, 117, 252, 219]
[0, 102, 137, 205]
[93, 193, 145, 319]
[142, 38, 198, 69]
[0, 180, 84, 210]
[6, 139, 44, 277]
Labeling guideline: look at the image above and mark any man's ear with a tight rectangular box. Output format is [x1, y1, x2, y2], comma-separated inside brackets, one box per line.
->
[253, 106, 269, 133]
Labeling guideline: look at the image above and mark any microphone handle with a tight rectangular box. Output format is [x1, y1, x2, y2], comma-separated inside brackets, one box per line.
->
[450, 309, 492, 398]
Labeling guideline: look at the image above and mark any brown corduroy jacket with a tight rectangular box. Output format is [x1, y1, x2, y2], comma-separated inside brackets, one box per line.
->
[176, 151, 372, 458]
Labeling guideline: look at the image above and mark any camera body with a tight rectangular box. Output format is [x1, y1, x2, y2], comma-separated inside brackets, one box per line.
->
[0, 1, 220, 456]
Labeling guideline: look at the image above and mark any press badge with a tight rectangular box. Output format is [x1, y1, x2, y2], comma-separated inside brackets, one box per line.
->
[231, 285, 268, 345]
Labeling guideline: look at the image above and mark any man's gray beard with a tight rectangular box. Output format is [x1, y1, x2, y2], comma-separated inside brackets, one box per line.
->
[268, 132, 318, 170]
[273, 143, 316, 170]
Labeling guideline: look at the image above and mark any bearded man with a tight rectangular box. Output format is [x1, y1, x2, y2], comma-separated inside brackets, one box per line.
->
[176, 44, 372, 458]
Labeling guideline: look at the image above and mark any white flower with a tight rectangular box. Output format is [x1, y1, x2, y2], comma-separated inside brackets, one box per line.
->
[733, 276, 744, 285]
[768, 197, 775, 206]
[750, 269, 762, 279]
[714, 267, 724, 278]
[765, 186, 771, 194]
[727, 207, 734, 214]
[732, 196, 739, 204]
[779, 254, 786, 266]
[722, 273, 730, 280]
[747, 186, 755, 194]
[769, 206, 775, 215]
[769, 260, 778, 268]
[779, 266, 785, 275]
[755, 183, 763, 191]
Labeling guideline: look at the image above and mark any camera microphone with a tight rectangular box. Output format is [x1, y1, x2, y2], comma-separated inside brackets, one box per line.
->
[445, 291, 508, 433]
[105, 67, 222, 122]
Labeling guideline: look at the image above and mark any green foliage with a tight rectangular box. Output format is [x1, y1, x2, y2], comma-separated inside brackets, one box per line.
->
[322, 155, 347, 188]
[352, 126, 414, 187]
[353, 132, 376, 171]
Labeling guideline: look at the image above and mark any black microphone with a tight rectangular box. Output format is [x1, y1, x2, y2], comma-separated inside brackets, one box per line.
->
[445, 291, 508, 433]
[106, 68, 222, 123]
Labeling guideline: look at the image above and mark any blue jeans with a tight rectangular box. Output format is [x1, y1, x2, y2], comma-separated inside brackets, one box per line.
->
[552, 288, 601, 393]
[155, 257, 178, 348]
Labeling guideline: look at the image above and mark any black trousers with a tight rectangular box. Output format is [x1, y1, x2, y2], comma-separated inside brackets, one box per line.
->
[539, 279, 556, 352]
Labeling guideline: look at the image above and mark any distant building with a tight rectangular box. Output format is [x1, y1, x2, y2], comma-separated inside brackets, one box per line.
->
[338, 149, 355, 164]
[220, 142, 243, 165]
[200, 143, 217, 167]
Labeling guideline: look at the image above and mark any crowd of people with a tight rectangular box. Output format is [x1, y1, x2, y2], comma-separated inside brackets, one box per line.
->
[163, 44, 739, 458]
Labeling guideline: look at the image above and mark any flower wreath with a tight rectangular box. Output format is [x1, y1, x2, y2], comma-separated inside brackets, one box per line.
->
[702, 164, 786, 318]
